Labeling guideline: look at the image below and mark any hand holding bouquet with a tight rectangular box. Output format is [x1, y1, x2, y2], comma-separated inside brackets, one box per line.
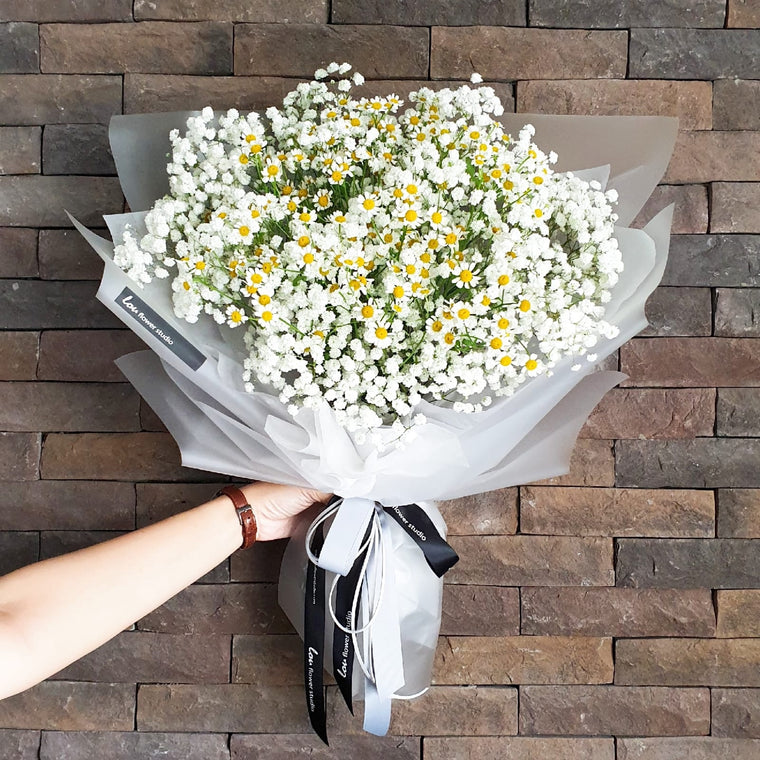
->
[72, 63, 677, 741]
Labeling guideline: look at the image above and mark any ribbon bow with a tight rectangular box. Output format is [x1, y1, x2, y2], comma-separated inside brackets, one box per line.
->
[302, 496, 459, 744]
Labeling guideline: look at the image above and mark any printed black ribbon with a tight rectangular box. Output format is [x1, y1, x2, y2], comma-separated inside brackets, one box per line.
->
[303, 500, 459, 743]
[304, 522, 328, 744]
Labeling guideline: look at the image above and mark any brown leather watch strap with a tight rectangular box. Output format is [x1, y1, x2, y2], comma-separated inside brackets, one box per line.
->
[217, 485, 258, 550]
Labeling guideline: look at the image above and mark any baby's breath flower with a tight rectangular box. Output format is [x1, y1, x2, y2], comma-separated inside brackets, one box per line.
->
[112, 63, 623, 443]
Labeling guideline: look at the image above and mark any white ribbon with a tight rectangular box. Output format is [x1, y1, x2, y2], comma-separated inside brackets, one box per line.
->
[304, 496, 420, 735]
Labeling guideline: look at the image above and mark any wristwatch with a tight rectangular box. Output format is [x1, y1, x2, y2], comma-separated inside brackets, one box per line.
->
[217, 485, 258, 550]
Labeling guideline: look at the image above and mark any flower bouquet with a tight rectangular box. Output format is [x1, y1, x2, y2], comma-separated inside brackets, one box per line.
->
[71, 63, 677, 741]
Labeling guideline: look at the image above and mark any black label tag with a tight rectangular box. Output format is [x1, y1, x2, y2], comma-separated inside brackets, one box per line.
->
[115, 287, 206, 371]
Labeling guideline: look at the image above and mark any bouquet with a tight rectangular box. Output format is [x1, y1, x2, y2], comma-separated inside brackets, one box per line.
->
[72, 62, 677, 742]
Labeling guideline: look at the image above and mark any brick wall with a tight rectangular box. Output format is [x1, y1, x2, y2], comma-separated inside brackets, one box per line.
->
[1, 2, 759, 758]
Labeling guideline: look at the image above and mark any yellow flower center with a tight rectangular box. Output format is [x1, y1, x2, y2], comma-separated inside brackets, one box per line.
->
[393, 286, 404, 298]
[299, 212, 311, 222]
[457, 308, 470, 320]
[533, 176, 544, 185]
[258, 295, 270, 305]
[500, 355, 512, 366]
[303, 253, 314, 264]
[363, 198, 375, 211]
[498, 317, 510, 329]
[406, 184, 418, 194]
[431, 320, 443, 333]
[239, 155, 249, 164]
[361, 305, 374, 318]
[519, 300, 531, 312]
[526, 359, 538, 370]
[261, 311, 273, 322]
[318, 195, 329, 207]
[445, 233, 457, 245]
[266, 165, 279, 176]
[534, 209, 544, 218]
[444, 332, 455, 345]
[375, 327, 388, 339]
[238, 226, 250, 237]
[498, 274, 510, 286]
[298, 236, 310, 247]
[459, 270, 473, 283]
[230, 310, 243, 323]
[405, 209, 418, 223]
[331, 170, 343, 182]
[490, 337, 503, 350]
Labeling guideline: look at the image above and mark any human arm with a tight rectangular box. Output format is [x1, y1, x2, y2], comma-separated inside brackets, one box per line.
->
[0, 481, 330, 701]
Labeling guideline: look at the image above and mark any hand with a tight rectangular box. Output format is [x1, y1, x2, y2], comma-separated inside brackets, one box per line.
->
[239, 482, 332, 542]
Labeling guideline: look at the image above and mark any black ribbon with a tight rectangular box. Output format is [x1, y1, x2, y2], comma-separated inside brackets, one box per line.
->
[383, 503, 460, 577]
[304, 522, 328, 744]
[303, 500, 460, 744]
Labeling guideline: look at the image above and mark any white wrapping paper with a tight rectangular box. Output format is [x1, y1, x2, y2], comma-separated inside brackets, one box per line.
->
[71, 108, 677, 736]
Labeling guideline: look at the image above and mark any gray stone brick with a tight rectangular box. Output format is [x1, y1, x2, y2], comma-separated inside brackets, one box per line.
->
[641, 286, 712, 337]
[0, 382, 140, 432]
[40, 731, 229, 760]
[711, 183, 760, 234]
[231, 734, 418, 759]
[0, 74, 122, 124]
[716, 289, 760, 337]
[616, 538, 760, 588]
[0, 432, 39, 480]
[529, 0, 725, 27]
[136, 684, 309, 732]
[0, 228, 37, 277]
[714, 79, 760, 130]
[333, 0, 526, 25]
[0, 681, 135, 730]
[630, 29, 760, 79]
[632, 185, 708, 234]
[40, 21, 233, 75]
[617, 439, 760, 488]
[50, 631, 231, 684]
[0, 531, 38, 575]
[717, 389, 760, 436]
[432, 26, 627, 80]
[38, 228, 106, 280]
[0, 281, 121, 329]
[519, 685, 710, 736]
[448, 535, 614, 586]
[0, 731, 39, 760]
[37, 330, 146, 382]
[234, 24, 429, 78]
[41, 432, 217, 482]
[0, 332, 38, 380]
[618, 738, 760, 760]
[0, 480, 134, 530]
[0, 175, 123, 227]
[135, 0, 326, 21]
[0, 1, 132, 22]
[718, 490, 760, 538]
[0, 127, 40, 174]
[0, 22, 39, 72]
[136, 583, 291, 634]
[42, 124, 115, 175]
[712, 689, 760, 738]
[662, 235, 760, 287]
